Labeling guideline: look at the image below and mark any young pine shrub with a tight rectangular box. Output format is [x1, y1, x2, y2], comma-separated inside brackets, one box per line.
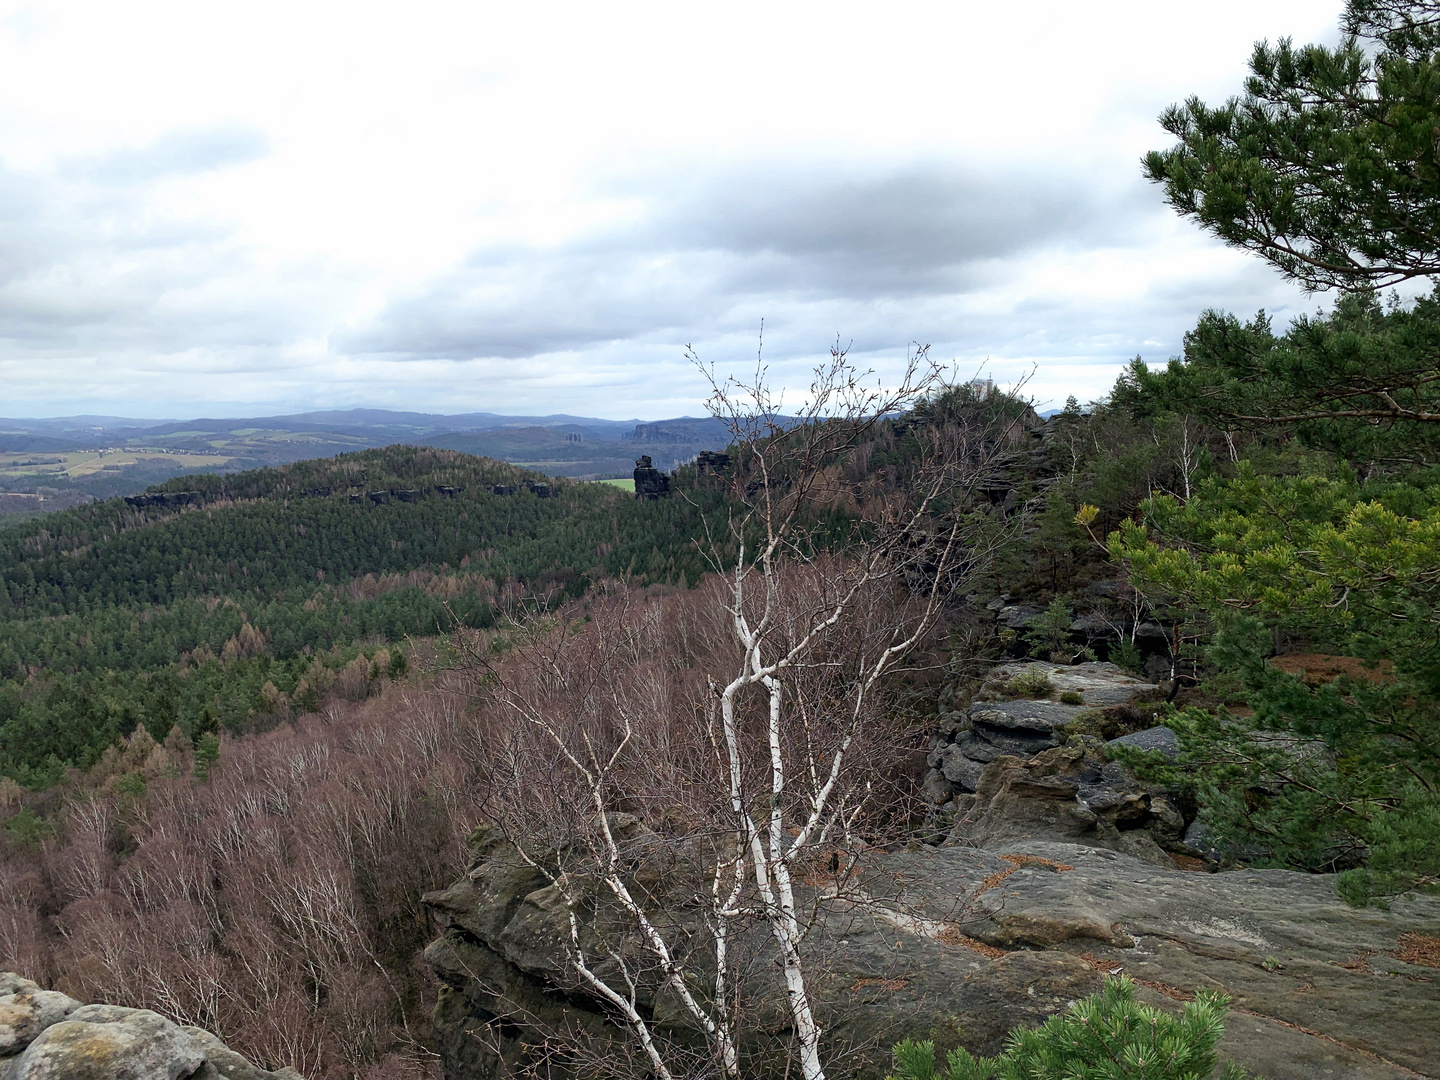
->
[1000, 670, 1053, 700]
[1024, 599, 1075, 663]
[193, 732, 220, 781]
[1024, 598, 1097, 665]
[888, 978, 1251, 1080]
[1111, 637, 1146, 676]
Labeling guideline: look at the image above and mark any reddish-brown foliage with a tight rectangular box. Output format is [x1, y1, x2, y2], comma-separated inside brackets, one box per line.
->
[0, 574, 942, 1078]
[1269, 653, 1396, 686]
[0, 670, 485, 1078]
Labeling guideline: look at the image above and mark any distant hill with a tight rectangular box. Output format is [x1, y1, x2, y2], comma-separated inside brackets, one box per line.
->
[0, 434, 87, 453]
[0, 408, 744, 512]
[0, 408, 645, 442]
[629, 416, 736, 445]
[422, 418, 737, 478]
[0, 444, 722, 784]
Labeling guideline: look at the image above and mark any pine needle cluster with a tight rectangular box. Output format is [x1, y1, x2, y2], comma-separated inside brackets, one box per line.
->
[888, 978, 1252, 1080]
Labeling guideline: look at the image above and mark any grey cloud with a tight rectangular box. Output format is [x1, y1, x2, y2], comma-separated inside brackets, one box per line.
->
[345, 161, 1157, 360]
[647, 164, 1142, 286]
[0, 133, 1314, 419]
[0, 128, 304, 357]
[66, 125, 272, 185]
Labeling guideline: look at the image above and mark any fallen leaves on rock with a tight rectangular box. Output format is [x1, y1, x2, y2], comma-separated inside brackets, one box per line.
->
[933, 924, 1008, 959]
[976, 854, 1076, 896]
[1393, 932, 1440, 968]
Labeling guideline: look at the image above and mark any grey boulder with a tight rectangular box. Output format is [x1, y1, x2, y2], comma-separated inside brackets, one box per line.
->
[0, 976, 79, 1058]
[939, 744, 986, 791]
[5, 1006, 203, 1080]
[0, 975, 299, 1080]
[988, 661, 1158, 706]
[1107, 725, 1181, 761]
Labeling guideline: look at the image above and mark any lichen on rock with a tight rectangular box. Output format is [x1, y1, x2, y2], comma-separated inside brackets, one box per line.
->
[0, 974, 299, 1080]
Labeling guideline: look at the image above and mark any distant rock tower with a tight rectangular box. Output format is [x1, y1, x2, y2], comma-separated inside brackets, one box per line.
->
[695, 449, 731, 477]
[633, 455, 671, 501]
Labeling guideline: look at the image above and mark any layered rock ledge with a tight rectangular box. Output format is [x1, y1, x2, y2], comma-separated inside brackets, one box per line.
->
[424, 659, 1440, 1080]
[424, 829, 1440, 1080]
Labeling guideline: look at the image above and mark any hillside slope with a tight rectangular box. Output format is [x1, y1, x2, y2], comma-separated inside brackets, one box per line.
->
[0, 445, 717, 783]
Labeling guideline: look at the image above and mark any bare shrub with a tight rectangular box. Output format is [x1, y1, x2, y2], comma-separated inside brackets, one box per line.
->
[335, 655, 373, 701]
[0, 678, 484, 1078]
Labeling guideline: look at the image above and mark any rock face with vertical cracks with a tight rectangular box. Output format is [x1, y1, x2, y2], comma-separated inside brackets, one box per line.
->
[424, 823, 1440, 1080]
[633, 456, 671, 500]
[946, 740, 1189, 868]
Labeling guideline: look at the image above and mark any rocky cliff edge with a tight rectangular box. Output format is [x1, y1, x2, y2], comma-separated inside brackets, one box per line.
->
[0, 973, 299, 1080]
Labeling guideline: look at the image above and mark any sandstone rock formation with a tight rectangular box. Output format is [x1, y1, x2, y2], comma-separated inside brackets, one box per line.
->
[923, 662, 1164, 804]
[884, 842, 1440, 1080]
[0, 974, 298, 1080]
[987, 660, 1158, 705]
[423, 821, 1440, 1080]
[633, 455, 671, 500]
[694, 449, 731, 476]
[948, 741, 1189, 867]
[425, 650, 1440, 1080]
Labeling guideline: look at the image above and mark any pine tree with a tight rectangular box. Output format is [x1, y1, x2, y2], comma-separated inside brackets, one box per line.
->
[889, 978, 1250, 1080]
[1145, 0, 1440, 293]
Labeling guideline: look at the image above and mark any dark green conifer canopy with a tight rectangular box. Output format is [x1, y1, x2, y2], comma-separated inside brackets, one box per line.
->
[1145, 0, 1440, 292]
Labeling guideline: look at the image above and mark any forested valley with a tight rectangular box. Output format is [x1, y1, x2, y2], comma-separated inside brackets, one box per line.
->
[4, 2, 1440, 1078]
[0, 447, 724, 786]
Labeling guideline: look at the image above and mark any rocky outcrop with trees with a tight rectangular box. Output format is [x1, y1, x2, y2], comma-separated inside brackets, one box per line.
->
[423, 643, 1440, 1080]
[424, 816, 1440, 1080]
[7, 4, 1440, 1077]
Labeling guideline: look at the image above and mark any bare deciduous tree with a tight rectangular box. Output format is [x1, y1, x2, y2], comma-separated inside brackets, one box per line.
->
[474, 345, 1025, 1080]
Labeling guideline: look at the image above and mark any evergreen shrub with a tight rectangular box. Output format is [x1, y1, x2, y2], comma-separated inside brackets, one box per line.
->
[887, 978, 1252, 1080]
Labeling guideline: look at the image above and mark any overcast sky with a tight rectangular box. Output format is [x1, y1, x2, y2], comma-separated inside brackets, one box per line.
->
[0, 0, 1344, 420]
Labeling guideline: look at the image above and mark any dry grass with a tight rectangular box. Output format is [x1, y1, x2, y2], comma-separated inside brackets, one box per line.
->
[977, 866, 1019, 893]
[1269, 653, 1395, 686]
[1170, 853, 1211, 872]
[999, 854, 1074, 872]
[975, 854, 1075, 896]
[933, 925, 1007, 959]
[1335, 949, 1379, 971]
[848, 977, 909, 993]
